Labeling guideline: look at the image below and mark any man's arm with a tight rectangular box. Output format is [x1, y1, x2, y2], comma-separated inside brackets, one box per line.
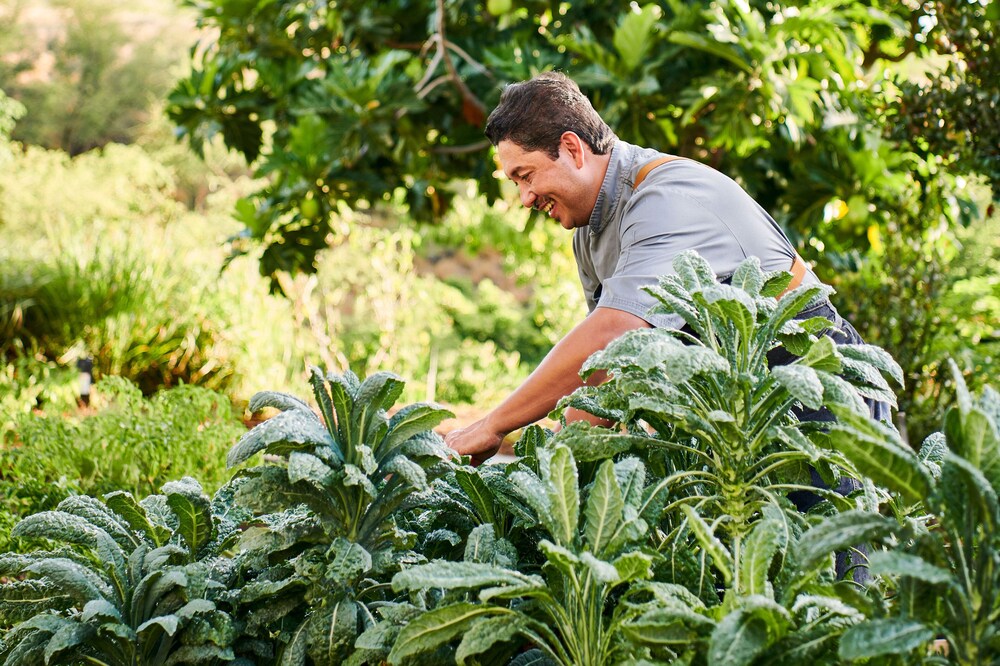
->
[445, 306, 651, 463]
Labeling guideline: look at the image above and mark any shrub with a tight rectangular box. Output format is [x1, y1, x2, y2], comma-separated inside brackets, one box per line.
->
[0, 378, 246, 552]
[0, 353, 78, 438]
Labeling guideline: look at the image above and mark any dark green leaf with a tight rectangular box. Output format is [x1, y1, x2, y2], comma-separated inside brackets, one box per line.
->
[163, 477, 214, 556]
[772, 365, 824, 411]
[839, 618, 933, 660]
[542, 445, 579, 547]
[866, 551, 951, 585]
[0, 579, 73, 624]
[305, 600, 358, 663]
[549, 422, 649, 462]
[43, 622, 94, 665]
[837, 344, 905, 387]
[455, 614, 525, 665]
[707, 608, 770, 666]
[454, 468, 497, 526]
[227, 408, 335, 468]
[392, 561, 542, 593]
[613, 457, 647, 512]
[325, 538, 373, 583]
[54, 495, 139, 552]
[681, 505, 733, 583]
[584, 460, 624, 556]
[105, 491, 170, 547]
[249, 390, 312, 414]
[796, 335, 842, 373]
[740, 515, 785, 597]
[795, 511, 897, 574]
[22, 558, 111, 606]
[828, 407, 931, 504]
[388, 603, 510, 662]
[383, 403, 453, 452]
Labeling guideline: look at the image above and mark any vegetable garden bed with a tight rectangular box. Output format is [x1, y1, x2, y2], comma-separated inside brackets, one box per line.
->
[2, 253, 998, 665]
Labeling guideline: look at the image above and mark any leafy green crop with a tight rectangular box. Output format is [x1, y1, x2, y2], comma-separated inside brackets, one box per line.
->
[4, 263, 1000, 664]
[554, 251, 904, 587]
[221, 366, 455, 663]
[391, 442, 671, 665]
[0, 478, 244, 665]
[839, 364, 1000, 663]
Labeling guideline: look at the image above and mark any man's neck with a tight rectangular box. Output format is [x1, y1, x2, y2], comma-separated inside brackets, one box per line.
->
[587, 150, 613, 215]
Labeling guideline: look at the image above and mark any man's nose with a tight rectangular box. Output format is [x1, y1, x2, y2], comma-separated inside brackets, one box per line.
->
[518, 184, 535, 208]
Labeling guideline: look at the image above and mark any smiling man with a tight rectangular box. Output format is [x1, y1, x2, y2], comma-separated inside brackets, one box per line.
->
[445, 71, 879, 464]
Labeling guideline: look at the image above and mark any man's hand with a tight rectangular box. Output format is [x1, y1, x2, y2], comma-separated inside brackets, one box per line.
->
[445, 307, 650, 465]
[445, 419, 505, 466]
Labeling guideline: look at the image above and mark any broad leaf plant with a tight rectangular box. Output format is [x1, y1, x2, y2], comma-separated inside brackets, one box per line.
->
[221, 367, 454, 664]
[390, 442, 673, 666]
[5, 254, 1000, 664]
[0, 478, 243, 665]
[555, 250, 903, 586]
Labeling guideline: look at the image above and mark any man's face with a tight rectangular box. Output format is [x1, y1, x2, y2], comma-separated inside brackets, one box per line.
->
[496, 136, 599, 230]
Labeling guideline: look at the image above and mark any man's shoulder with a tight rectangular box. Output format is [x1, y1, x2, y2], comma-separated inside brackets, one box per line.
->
[631, 153, 738, 201]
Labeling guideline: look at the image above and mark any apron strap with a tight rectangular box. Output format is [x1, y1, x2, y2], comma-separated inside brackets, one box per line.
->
[633, 155, 686, 188]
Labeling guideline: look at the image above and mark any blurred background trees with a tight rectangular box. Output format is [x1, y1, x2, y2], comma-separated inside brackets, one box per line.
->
[1, 0, 997, 446]
[0, 0, 192, 154]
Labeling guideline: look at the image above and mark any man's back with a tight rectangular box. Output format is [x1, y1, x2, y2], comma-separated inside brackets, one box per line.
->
[574, 140, 818, 329]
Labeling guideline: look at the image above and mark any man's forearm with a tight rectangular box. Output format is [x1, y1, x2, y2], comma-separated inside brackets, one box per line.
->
[482, 306, 651, 436]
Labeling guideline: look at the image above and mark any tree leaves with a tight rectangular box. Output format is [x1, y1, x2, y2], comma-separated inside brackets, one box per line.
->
[613, 4, 660, 72]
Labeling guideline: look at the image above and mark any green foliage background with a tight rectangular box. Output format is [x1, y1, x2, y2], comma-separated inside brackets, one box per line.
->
[0, 0, 996, 561]
[163, 0, 998, 443]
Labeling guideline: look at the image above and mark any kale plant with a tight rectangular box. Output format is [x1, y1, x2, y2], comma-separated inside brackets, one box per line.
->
[390, 442, 672, 665]
[555, 251, 904, 580]
[838, 367, 1000, 663]
[0, 478, 244, 665]
[222, 367, 454, 664]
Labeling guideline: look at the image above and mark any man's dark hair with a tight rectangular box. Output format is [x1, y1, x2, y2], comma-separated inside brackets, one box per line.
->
[484, 72, 616, 160]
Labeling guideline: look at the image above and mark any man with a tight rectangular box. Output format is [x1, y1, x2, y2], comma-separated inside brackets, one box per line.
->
[446, 71, 880, 464]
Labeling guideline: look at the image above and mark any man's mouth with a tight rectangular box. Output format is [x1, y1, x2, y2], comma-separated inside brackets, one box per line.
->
[539, 200, 554, 215]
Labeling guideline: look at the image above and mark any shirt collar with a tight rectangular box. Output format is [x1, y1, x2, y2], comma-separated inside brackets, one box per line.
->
[586, 140, 635, 237]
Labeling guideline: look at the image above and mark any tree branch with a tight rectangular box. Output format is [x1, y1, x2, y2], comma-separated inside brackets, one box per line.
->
[434, 0, 487, 121]
[861, 9, 922, 69]
[430, 139, 491, 154]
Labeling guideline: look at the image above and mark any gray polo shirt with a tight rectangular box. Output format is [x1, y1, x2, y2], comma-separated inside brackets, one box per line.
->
[573, 140, 819, 329]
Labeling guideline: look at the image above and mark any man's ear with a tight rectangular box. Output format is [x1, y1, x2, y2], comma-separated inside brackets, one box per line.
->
[559, 131, 587, 168]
